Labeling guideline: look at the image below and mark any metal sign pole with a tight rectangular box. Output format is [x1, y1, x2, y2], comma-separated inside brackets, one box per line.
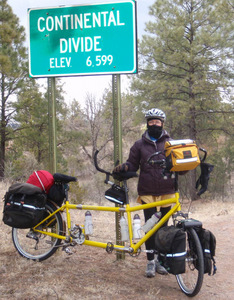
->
[112, 74, 125, 260]
[47, 77, 57, 174]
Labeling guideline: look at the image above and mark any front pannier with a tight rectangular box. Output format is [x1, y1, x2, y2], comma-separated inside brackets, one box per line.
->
[155, 226, 186, 275]
[3, 183, 47, 228]
[194, 227, 217, 275]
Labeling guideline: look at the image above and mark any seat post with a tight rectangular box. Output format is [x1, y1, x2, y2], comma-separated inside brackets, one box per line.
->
[175, 172, 179, 192]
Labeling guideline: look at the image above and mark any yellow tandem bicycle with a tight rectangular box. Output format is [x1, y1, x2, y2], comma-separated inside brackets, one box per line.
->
[11, 150, 206, 297]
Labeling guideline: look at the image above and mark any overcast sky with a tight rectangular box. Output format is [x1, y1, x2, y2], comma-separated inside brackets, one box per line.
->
[8, 0, 155, 106]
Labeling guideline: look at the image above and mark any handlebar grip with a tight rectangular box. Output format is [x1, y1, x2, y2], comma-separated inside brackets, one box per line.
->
[94, 150, 99, 170]
[94, 150, 111, 175]
[113, 171, 138, 181]
[147, 158, 166, 167]
[94, 150, 104, 173]
[199, 148, 207, 163]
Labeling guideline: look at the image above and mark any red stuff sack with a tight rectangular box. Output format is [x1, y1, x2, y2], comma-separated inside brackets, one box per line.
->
[27, 170, 54, 194]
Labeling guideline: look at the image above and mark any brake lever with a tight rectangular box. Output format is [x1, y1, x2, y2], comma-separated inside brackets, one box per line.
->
[147, 151, 162, 164]
[148, 159, 166, 167]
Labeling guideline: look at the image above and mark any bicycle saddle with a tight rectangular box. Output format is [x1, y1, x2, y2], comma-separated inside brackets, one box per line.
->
[53, 173, 77, 183]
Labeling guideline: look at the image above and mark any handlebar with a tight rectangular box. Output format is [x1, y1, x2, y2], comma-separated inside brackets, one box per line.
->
[94, 150, 138, 182]
[147, 147, 207, 168]
[94, 146, 207, 183]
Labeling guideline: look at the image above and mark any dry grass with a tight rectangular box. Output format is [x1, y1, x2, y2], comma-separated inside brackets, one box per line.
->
[1, 182, 234, 300]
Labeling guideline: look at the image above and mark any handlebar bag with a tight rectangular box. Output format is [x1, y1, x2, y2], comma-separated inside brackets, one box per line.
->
[165, 139, 200, 172]
[105, 185, 126, 205]
[3, 183, 47, 228]
[155, 226, 186, 275]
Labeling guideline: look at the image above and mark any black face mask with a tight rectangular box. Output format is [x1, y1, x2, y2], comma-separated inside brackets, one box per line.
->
[147, 125, 163, 139]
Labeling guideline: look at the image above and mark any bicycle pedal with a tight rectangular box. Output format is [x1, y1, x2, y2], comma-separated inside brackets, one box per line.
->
[26, 231, 39, 241]
[62, 247, 73, 255]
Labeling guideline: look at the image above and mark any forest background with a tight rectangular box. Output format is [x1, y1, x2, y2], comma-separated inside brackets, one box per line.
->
[0, 0, 233, 203]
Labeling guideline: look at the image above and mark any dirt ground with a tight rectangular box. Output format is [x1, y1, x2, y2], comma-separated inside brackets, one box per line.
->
[0, 189, 234, 300]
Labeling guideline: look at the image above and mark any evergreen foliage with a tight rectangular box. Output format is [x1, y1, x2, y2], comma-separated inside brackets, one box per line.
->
[0, 0, 28, 178]
[131, 0, 234, 199]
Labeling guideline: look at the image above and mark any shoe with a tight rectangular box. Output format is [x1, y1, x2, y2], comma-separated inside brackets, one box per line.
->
[145, 260, 155, 278]
[155, 260, 168, 275]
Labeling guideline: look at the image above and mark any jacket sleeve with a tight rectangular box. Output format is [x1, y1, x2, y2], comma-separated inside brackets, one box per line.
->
[126, 140, 141, 172]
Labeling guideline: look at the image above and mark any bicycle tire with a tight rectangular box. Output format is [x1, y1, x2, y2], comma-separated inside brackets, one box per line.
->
[176, 227, 204, 297]
[12, 201, 64, 261]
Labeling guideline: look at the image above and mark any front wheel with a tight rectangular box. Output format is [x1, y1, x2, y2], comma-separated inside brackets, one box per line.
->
[12, 201, 64, 261]
[176, 227, 204, 297]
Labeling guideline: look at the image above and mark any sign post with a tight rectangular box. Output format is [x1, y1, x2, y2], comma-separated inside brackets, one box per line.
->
[47, 77, 57, 174]
[112, 74, 124, 259]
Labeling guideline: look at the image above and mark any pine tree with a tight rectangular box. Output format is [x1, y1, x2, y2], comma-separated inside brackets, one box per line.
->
[131, 0, 234, 199]
[0, 0, 27, 178]
[10, 78, 68, 175]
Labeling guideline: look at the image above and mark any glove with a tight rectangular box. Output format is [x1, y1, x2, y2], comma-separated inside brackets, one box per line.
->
[113, 163, 129, 173]
[196, 162, 214, 196]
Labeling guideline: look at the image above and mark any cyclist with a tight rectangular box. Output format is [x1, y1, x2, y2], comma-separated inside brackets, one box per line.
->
[113, 108, 180, 278]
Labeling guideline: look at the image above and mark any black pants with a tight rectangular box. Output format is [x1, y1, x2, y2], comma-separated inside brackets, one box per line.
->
[143, 203, 171, 261]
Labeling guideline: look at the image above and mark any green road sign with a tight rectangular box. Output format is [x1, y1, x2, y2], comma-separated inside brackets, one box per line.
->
[28, 0, 137, 77]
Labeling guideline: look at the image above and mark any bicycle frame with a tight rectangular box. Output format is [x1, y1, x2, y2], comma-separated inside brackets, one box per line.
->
[33, 192, 181, 255]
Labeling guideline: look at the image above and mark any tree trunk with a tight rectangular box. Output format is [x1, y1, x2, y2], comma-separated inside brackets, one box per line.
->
[0, 76, 6, 180]
[188, 105, 198, 200]
[188, 58, 198, 200]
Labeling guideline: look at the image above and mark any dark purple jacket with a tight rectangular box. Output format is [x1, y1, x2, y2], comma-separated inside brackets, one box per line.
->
[126, 130, 175, 196]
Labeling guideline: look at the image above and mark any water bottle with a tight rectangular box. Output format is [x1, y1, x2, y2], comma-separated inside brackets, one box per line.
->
[119, 216, 129, 241]
[141, 211, 162, 233]
[133, 214, 141, 240]
[84, 211, 93, 235]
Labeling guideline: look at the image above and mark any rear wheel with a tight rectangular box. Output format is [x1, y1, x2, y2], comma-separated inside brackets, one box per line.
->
[176, 228, 204, 297]
[12, 201, 64, 261]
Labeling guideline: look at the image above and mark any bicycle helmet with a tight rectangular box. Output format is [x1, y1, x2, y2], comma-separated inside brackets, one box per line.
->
[145, 108, 166, 122]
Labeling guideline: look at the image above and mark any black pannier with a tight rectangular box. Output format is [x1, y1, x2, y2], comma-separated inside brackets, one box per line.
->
[47, 173, 77, 206]
[48, 183, 66, 206]
[194, 227, 217, 275]
[155, 226, 186, 275]
[3, 183, 47, 229]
